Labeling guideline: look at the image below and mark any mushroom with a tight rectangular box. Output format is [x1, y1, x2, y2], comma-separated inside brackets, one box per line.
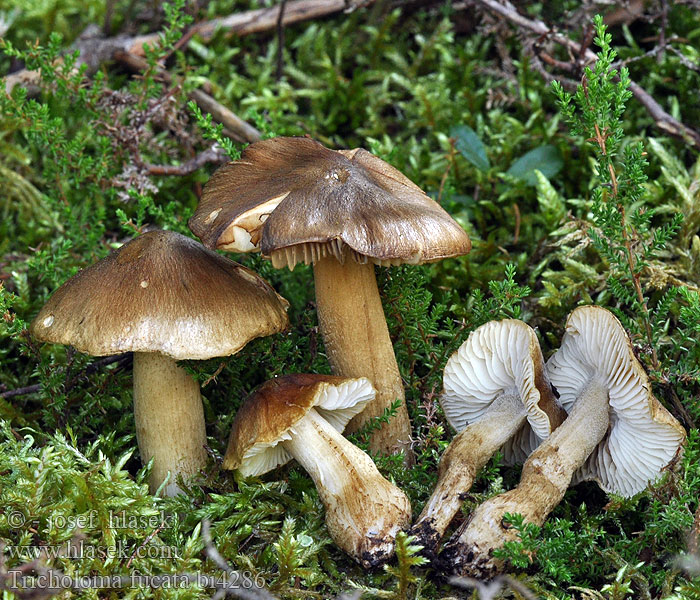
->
[440, 306, 687, 578]
[30, 230, 289, 495]
[189, 136, 471, 460]
[222, 373, 412, 568]
[409, 319, 566, 558]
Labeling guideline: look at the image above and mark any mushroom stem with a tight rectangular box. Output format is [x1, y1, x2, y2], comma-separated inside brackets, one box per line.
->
[313, 254, 413, 462]
[410, 393, 527, 557]
[132, 352, 207, 496]
[442, 378, 610, 578]
[281, 407, 411, 568]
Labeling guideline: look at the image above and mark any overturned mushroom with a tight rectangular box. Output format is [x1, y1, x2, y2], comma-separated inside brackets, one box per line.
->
[30, 230, 289, 495]
[409, 319, 566, 558]
[441, 306, 686, 578]
[223, 373, 412, 568]
[190, 136, 471, 460]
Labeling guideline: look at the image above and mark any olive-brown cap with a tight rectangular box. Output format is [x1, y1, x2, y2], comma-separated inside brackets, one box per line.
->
[441, 319, 564, 463]
[30, 230, 289, 360]
[223, 373, 375, 476]
[188, 136, 471, 270]
[546, 306, 686, 496]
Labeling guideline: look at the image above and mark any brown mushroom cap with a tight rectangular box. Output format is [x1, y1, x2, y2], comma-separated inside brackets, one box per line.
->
[224, 373, 375, 476]
[30, 230, 289, 360]
[188, 136, 471, 269]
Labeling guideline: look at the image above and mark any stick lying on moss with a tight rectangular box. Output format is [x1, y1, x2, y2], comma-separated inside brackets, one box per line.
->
[5, 0, 371, 94]
[472, 0, 700, 150]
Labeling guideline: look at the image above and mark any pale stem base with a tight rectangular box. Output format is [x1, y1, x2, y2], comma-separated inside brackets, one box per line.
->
[133, 352, 207, 496]
[442, 378, 610, 578]
[282, 408, 411, 568]
[410, 393, 527, 556]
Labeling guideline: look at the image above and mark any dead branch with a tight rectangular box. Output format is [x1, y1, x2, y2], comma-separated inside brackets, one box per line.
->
[112, 50, 262, 144]
[276, 0, 289, 81]
[0, 384, 41, 400]
[4, 0, 366, 94]
[472, 0, 700, 151]
[143, 144, 228, 176]
[667, 45, 700, 74]
[0, 354, 131, 400]
[174, 0, 363, 45]
[190, 89, 261, 143]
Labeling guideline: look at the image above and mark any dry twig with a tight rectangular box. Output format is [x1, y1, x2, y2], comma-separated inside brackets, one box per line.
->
[472, 0, 700, 151]
[0, 354, 131, 400]
[276, 0, 289, 81]
[143, 144, 228, 176]
[4, 0, 365, 94]
[112, 50, 262, 144]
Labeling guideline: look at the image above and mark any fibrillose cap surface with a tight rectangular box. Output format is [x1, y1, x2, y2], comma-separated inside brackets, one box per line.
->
[30, 230, 289, 360]
[189, 136, 471, 270]
[547, 305, 686, 497]
[223, 373, 375, 477]
[441, 319, 560, 462]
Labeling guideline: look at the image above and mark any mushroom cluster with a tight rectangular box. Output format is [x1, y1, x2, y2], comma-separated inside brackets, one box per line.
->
[436, 307, 686, 578]
[410, 319, 566, 558]
[28, 138, 465, 568]
[189, 136, 471, 460]
[26, 133, 687, 581]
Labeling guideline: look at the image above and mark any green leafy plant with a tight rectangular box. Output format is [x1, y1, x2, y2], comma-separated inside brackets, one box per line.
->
[551, 16, 682, 365]
[383, 532, 429, 599]
[188, 100, 241, 160]
[452, 124, 563, 185]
